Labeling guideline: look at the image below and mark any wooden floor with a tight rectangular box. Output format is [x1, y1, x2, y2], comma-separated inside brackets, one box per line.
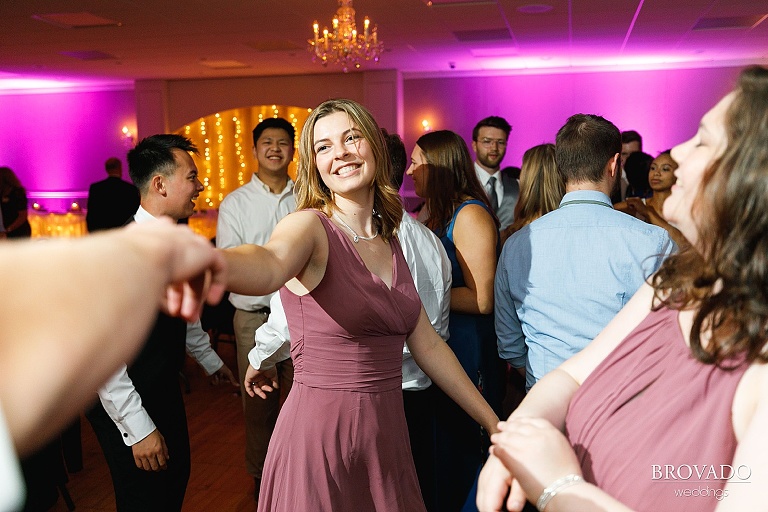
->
[42, 342, 525, 512]
[49, 342, 257, 512]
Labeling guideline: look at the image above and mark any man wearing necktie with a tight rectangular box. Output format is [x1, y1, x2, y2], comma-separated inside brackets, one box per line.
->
[471, 116, 519, 233]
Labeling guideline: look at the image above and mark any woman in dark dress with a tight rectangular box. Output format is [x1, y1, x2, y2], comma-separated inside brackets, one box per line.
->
[0, 167, 32, 238]
[407, 130, 501, 511]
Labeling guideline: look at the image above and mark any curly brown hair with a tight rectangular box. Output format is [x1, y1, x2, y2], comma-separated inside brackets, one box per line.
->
[652, 65, 768, 365]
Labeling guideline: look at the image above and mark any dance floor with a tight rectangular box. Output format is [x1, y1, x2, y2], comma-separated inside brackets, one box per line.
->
[49, 342, 257, 512]
[45, 339, 524, 512]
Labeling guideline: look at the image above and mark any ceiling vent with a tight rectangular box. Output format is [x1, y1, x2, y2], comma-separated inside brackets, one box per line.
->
[692, 15, 767, 30]
[470, 47, 519, 57]
[32, 12, 121, 29]
[199, 60, 251, 70]
[59, 50, 117, 61]
[422, 0, 495, 5]
[454, 29, 512, 42]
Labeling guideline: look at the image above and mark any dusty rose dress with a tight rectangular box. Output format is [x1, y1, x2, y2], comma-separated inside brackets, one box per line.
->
[257, 211, 427, 512]
[566, 307, 749, 512]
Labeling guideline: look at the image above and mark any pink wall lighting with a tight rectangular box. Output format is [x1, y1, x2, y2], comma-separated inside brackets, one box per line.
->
[402, 65, 743, 173]
[0, 88, 135, 211]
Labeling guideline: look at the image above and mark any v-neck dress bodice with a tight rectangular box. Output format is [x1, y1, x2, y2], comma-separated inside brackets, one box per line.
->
[257, 209, 426, 511]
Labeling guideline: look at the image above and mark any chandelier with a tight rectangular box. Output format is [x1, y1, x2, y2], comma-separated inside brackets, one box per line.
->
[308, 0, 383, 73]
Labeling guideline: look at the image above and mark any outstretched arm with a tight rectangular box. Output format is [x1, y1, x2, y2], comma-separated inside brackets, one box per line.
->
[221, 210, 323, 297]
[0, 218, 225, 456]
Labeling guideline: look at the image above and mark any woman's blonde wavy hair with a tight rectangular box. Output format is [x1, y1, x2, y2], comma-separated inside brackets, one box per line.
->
[294, 99, 402, 242]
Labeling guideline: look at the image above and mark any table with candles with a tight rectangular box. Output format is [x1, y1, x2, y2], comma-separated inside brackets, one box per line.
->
[28, 209, 218, 240]
[29, 211, 88, 238]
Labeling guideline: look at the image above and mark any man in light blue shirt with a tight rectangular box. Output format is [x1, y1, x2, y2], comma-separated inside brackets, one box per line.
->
[495, 114, 675, 391]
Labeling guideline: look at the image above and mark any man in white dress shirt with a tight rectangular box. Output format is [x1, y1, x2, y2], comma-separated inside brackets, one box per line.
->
[243, 130, 452, 511]
[86, 134, 237, 512]
[215, 118, 296, 500]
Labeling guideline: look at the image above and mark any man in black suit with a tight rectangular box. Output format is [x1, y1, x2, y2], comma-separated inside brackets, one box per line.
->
[86, 157, 139, 232]
[86, 135, 237, 512]
[471, 116, 520, 233]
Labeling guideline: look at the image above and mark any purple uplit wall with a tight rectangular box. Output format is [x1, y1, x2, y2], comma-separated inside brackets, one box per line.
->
[0, 65, 747, 212]
[0, 88, 135, 211]
[401, 66, 743, 198]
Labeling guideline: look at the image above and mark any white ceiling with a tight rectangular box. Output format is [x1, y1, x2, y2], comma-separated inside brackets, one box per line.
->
[0, 0, 766, 90]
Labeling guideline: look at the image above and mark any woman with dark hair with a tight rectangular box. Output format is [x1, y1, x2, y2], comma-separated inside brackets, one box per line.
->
[407, 129, 502, 511]
[624, 150, 689, 249]
[624, 150, 654, 199]
[0, 167, 32, 238]
[222, 100, 498, 512]
[478, 65, 768, 512]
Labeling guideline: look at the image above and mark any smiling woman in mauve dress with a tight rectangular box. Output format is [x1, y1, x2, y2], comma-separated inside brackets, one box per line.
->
[220, 98, 499, 512]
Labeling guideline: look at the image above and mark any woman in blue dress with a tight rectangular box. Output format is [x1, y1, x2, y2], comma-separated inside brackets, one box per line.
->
[407, 130, 502, 511]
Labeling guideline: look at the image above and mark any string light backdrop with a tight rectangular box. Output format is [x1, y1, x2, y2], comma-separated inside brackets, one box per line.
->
[175, 104, 312, 210]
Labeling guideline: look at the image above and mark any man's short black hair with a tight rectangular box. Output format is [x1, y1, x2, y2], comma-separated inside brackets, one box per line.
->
[252, 118, 295, 146]
[621, 130, 643, 150]
[127, 134, 198, 192]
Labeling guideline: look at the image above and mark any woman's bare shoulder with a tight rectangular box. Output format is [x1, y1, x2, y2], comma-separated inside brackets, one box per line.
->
[732, 360, 768, 441]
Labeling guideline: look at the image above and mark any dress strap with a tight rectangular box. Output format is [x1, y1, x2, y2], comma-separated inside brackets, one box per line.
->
[446, 199, 490, 241]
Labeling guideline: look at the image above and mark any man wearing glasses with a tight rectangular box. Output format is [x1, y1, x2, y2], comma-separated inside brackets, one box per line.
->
[471, 116, 519, 232]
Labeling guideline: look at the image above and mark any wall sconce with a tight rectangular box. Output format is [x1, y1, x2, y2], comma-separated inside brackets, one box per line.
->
[421, 119, 431, 132]
[122, 125, 135, 149]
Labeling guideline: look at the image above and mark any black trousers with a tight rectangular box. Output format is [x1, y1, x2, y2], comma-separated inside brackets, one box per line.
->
[403, 385, 439, 512]
[86, 382, 190, 512]
[433, 386, 484, 512]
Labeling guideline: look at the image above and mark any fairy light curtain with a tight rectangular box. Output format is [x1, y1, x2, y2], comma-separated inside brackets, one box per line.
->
[175, 104, 312, 210]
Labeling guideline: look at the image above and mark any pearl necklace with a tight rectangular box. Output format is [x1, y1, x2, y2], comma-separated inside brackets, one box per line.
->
[336, 215, 379, 243]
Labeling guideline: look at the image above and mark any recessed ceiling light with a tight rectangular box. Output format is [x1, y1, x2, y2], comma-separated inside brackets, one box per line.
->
[517, 4, 553, 14]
